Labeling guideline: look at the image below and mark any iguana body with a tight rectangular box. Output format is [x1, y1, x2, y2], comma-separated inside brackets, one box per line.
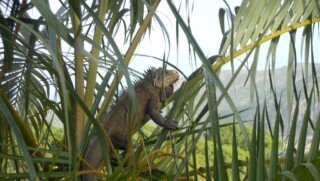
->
[83, 67, 179, 181]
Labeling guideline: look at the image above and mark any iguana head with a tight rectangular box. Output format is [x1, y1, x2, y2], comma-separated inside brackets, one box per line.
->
[146, 67, 180, 89]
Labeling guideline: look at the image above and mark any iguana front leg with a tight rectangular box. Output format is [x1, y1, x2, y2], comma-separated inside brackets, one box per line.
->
[147, 96, 178, 130]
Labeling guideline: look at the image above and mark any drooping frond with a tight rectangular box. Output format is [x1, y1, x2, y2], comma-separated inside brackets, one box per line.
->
[216, 0, 320, 67]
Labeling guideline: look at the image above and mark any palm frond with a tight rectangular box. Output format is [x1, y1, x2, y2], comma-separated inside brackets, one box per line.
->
[1, 0, 320, 180]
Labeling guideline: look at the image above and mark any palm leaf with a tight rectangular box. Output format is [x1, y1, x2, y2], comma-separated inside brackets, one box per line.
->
[1, 0, 320, 180]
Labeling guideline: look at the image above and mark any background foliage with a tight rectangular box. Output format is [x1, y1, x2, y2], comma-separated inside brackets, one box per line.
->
[0, 0, 320, 180]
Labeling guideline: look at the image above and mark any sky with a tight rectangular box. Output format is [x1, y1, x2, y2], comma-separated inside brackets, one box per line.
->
[28, 0, 320, 125]
[45, 0, 319, 76]
[127, 1, 319, 75]
[128, 0, 241, 74]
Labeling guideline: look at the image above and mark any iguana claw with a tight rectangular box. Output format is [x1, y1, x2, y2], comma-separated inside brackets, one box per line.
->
[164, 120, 179, 130]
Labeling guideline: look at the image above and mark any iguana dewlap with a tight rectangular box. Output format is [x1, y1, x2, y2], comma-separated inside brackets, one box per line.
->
[82, 67, 179, 181]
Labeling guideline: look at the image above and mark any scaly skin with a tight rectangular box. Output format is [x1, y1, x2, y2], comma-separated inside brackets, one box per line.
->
[82, 67, 179, 181]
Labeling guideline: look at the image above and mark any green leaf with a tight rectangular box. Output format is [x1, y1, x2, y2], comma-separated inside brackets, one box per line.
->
[302, 162, 320, 181]
[295, 88, 314, 166]
[231, 118, 240, 181]
[203, 67, 228, 180]
[257, 104, 266, 181]
[283, 94, 300, 172]
[0, 91, 37, 180]
[309, 112, 320, 161]
[205, 132, 212, 181]
[268, 97, 281, 180]
[280, 171, 300, 181]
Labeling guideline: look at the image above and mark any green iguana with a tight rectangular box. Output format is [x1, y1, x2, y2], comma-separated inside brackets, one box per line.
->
[82, 67, 180, 181]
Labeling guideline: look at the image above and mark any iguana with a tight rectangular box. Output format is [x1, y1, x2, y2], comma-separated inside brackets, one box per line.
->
[82, 67, 180, 181]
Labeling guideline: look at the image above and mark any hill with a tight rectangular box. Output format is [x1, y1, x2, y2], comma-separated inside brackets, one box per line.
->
[216, 63, 320, 136]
